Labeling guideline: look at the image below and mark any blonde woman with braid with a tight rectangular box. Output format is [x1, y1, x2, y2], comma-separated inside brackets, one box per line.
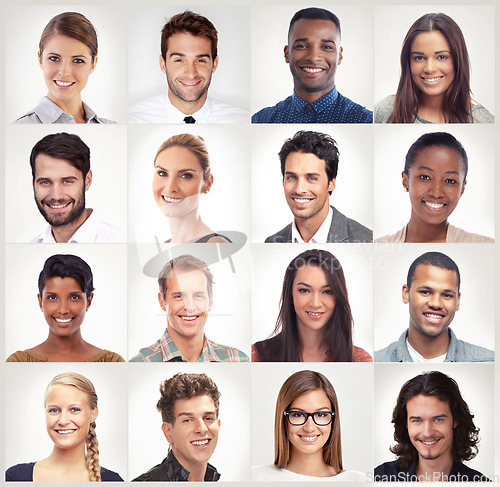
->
[5, 372, 123, 482]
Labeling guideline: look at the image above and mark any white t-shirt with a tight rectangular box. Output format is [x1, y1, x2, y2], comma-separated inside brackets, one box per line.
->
[252, 464, 367, 482]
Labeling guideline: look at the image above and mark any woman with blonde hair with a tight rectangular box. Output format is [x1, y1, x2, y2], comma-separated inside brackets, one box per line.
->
[6, 372, 123, 481]
[253, 370, 365, 481]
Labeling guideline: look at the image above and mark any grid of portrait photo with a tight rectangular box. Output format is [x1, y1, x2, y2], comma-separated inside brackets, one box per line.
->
[1, 1, 499, 484]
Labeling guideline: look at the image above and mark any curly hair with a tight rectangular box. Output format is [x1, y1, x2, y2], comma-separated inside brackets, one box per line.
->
[157, 373, 220, 425]
[390, 371, 479, 470]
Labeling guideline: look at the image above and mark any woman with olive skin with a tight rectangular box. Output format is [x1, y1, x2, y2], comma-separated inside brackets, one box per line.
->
[6, 372, 123, 481]
[253, 370, 365, 481]
[153, 133, 231, 243]
[6, 254, 124, 362]
[15, 12, 115, 124]
[375, 132, 493, 243]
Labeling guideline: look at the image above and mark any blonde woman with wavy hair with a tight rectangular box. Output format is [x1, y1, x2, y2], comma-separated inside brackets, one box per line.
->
[6, 372, 123, 482]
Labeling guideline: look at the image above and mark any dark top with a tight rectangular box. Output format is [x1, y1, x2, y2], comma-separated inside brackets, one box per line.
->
[6, 462, 123, 481]
[133, 450, 220, 482]
[165, 233, 232, 243]
[374, 460, 490, 482]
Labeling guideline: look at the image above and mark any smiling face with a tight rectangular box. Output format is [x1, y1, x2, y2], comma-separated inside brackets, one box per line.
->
[286, 389, 332, 458]
[38, 276, 92, 338]
[410, 31, 455, 101]
[292, 264, 336, 336]
[283, 151, 335, 224]
[45, 383, 97, 452]
[403, 264, 460, 339]
[159, 269, 212, 343]
[162, 395, 220, 473]
[407, 394, 456, 464]
[33, 154, 91, 228]
[403, 146, 466, 228]
[285, 18, 343, 103]
[161, 32, 219, 112]
[39, 34, 96, 106]
[153, 146, 211, 220]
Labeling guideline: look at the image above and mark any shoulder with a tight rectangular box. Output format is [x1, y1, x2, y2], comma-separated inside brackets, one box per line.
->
[331, 207, 373, 242]
[86, 212, 125, 243]
[453, 463, 490, 482]
[88, 350, 125, 362]
[374, 95, 396, 123]
[335, 92, 373, 123]
[447, 224, 494, 243]
[252, 96, 292, 123]
[375, 339, 404, 362]
[471, 104, 494, 123]
[128, 94, 166, 123]
[207, 339, 250, 362]
[6, 350, 47, 362]
[100, 467, 124, 481]
[208, 98, 250, 123]
[375, 227, 405, 243]
[252, 335, 282, 362]
[132, 460, 170, 481]
[374, 460, 402, 481]
[451, 335, 494, 362]
[14, 112, 42, 124]
[353, 346, 373, 362]
[336, 470, 367, 481]
[6, 462, 35, 481]
[252, 465, 284, 481]
[265, 223, 292, 243]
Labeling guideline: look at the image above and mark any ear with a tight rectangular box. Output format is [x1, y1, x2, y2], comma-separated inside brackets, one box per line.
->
[91, 406, 98, 423]
[90, 55, 98, 74]
[460, 180, 467, 197]
[284, 45, 290, 64]
[402, 171, 409, 192]
[212, 56, 219, 73]
[38, 50, 42, 67]
[162, 422, 174, 444]
[158, 292, 166, 311]
[84, 170, 92, 192]
[455, 292, 461, 312]
[328, 178, 336, 193]
[159, 55, 167, 74]
[202, 174, 214, 194]
[38, 294, 43, 311]
[208, 295, 213, 313]
[402, 284, 410, 304]
[337, 46, 343, 65]
[86, 293, 94, 311]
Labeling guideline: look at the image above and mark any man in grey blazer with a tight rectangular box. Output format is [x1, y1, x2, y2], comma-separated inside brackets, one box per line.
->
[265, 130, 372, 243]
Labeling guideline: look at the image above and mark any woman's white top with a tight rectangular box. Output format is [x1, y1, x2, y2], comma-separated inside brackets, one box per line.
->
[252, 464, 366, 482]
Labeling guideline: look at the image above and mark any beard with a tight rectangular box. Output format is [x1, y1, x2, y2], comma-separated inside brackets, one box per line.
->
[166, 72, 212, 104]
[35, 190, 86, 228]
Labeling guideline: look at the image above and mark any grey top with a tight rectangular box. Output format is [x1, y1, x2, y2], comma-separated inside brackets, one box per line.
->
[14, 96, 115, 124]
[374, 94, 494, 123]
[375, 328, 494, 362]
[265, 205, 372, 243]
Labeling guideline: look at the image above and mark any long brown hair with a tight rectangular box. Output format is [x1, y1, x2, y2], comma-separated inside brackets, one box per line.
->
[391, 13, 472, 123]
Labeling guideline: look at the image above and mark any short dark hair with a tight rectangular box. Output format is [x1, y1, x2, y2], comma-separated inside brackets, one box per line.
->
[160, 10, 218, 61]
[157, 373, 220, 424]
[38, 254, 94, 296]
[288, 7, 341, 38]
[30, 132, 91, 180]
[158, 255, 214, 301]
[390, 371, 479, 470]
[279, 131, 339, 193]
[404, 132, 468, 181]
[407, 251, 460, 291]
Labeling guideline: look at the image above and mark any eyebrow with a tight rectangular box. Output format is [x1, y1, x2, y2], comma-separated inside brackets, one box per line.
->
[293, 37, 336, 46]
[47, 51, 89, 59]
[416, 285, 456, 295]
[290, 406, 330, 412]
[411, 50, 451, 55]
[416, 166, 460, 176]
[155, 164, 198, 173]
[284, 171, 322, 178]
[35, 176, 79, 183]
[169, 52, 211, 59]
[409, 414, 449, 420]
[295, 282, 331, 289]
[177, 410, 216, 417]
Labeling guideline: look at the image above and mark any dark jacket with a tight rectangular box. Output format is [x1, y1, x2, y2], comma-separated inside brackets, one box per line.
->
[133, 450, 220, 482]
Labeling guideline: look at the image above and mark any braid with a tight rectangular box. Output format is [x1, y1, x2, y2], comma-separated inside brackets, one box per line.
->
[86, 421, 101, 482]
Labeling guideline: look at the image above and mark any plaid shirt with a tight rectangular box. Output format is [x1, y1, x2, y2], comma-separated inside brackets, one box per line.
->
[129, 328, 249, 362]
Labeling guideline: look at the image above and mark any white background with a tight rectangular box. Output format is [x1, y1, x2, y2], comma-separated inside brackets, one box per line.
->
[5, 5, 128, 123]
[128, 124, 251, 244]
[128, 363, 251, 481]
[251, 5, 373, 114]
[251, 124, 374, 242]
[374, 363, 494, 477]
[374, 124, 495, 240]
[374, 5, 495, 115]
[5, 125, 127, 243]
[251, 244, 373, 357]
[128, 5, 250, 110]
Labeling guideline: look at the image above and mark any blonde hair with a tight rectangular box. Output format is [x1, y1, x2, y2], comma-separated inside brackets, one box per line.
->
[45, 372, 100, 482]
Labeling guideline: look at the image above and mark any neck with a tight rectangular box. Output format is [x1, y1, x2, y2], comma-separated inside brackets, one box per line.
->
[294, 85, 334, 105]
[167, 208, 212, 243]
[41, 330, 88, 353]
[51, 209, 90, 243]
[417, 94, 446, 123]
[407, 326, 450, 359]
[297, 324, 328, 361]
[171, 449, 208, 481]
[46, 94, 87, 123]
[167, 325, 205, 362]
[294, 204, 330, 243]
[416, 454, 454, 481]
[48, 443, 87, 470]
[286, 448, 337, 477]
[405, 215, 448, 243]
[168, 90, 207, 116]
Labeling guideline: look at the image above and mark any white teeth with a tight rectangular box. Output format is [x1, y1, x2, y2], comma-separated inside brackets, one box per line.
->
[48, 203, 69, 209]
[191, 439, 209, 446]
[294, 198, 312, 204]
[307, 312, 323, 318]
[425, 313, 443, 320]
[55, 81, 74, 87]
[56, 429, 76, 435]
[55, 318, 72, 323]
[302, 67, 323, 73]
[162, 195, 184, 203]
[423, 77, 442, 83]
[181, 316, 197, 321]
[300, 435, 319, 442]
[425, 202, 445, 209]
[422, 440, 438, 445]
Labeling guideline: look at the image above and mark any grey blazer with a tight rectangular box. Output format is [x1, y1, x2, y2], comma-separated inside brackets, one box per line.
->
[265, 206, 372, 243]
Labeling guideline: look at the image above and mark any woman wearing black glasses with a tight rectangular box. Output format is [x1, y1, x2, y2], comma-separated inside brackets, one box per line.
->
[252, 370, 365, 481]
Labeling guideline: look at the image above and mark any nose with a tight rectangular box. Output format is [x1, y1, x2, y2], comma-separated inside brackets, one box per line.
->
[422, 420, 433, 437]
[424, 57, 436, 73]
[310, 291, 321, 308]
[57, 60, 71, 77]
[184, 61, 198, 78]
[50, 182, 65, 201]
[194, 417, 208, 434]
[303, 415, 316, 432]
[182, 295, 196, 312]
[428, 179, 444, 198]
[296, 177, 307, 194]
[428, 292, 443, 309]
[306, 44, 322, 63]
[165, 177, 179, 194]
[58, 411, 70, 425]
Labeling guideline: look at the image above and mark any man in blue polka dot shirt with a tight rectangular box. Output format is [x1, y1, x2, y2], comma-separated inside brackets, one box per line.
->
[252, 7, 372, 124]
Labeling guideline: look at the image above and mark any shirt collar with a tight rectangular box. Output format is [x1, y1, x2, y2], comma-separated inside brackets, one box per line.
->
[291, 87, 338, 114]
[292, 205, 333, 243]
[163, 90, 211, 123]
[159, 328, 222, 362]
[32, 97, 101, 123]
[36, 209, 98, 243]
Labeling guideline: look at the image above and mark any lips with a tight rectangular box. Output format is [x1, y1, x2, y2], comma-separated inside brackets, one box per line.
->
[298, 434, 320, 443]
[421, 76, 443, 85]
[306, 311, 324, 320]
[45, 201, 71, 210]
[424, 201, 446, 210]
[292, 196, 314, 206]
[191, 438, 210, 447]
[55, 428, 77, 435]
[162, 195, 185, 203]
[54, 80, 75, 87]
[179, 315, 199, 322]
[423, 311, 445, 324]
[180, 80, 202, 87]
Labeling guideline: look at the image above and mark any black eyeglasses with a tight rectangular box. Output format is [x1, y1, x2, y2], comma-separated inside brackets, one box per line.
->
[284, 410, 335, 426]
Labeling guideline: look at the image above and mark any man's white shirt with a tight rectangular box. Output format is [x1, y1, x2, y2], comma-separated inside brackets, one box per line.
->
[291, 206, 333, 243]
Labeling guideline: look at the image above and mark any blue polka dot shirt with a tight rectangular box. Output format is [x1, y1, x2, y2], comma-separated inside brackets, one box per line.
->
[252, 87, 372, 124]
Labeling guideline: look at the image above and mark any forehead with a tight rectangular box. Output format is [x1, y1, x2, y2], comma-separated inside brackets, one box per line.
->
[284, 151, 328, 177]
[411, 30, 451, 52]
[289, 18, 340, 43]
[406, 394, 452, 418]
[293, 264, 328, 285]
[155, 146, 202, 170]
[41, 33, 92, 56]
[411, 146, 464, 176]
[43, 276, 83, 293]
[410, 264, 459, 292]
[173, 394, 216, 418]
[46, 383, 88, 405]
[289, 389, 331, 409]
[34, 154, 82, 179]
[166, 32, 213, 59]
[166, 269, 208, 293]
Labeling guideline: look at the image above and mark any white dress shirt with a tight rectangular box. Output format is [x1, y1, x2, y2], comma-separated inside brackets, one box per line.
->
[291, 206, 333, 243]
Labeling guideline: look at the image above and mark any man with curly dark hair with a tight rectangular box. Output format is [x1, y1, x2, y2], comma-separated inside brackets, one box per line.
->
[134, 373, 221, 482]
[374, 371, 489, 482]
